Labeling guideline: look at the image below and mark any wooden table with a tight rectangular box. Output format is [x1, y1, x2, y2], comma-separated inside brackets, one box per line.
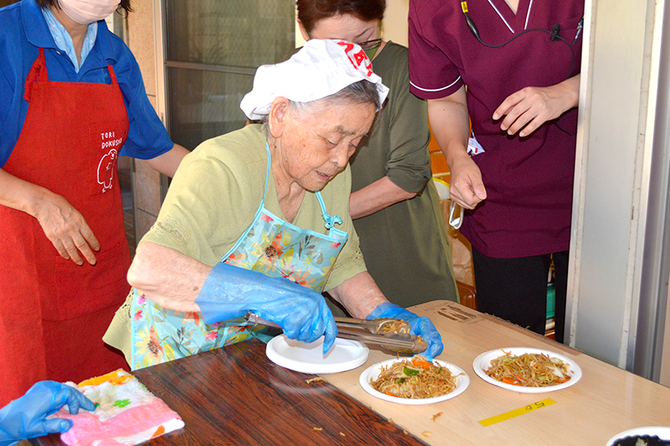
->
[31, 339, 425, 446]
[31, 300, 670, 445]
[324, 301, 670, 446]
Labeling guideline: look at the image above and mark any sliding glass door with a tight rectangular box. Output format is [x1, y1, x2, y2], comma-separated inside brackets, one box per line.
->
[162, 0, 295, 150]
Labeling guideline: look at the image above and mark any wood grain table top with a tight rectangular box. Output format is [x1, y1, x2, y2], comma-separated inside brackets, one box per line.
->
[31, 338, 425, 446]
[30, 300, 670, 446]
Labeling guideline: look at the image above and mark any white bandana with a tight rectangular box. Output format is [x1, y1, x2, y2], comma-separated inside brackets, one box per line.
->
[240, 39, 389, 120]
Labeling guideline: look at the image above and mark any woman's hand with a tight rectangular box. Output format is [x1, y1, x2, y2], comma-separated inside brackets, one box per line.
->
[366, 302, 443, 361]
[33, 190, 99, 266]
[493, 75, 580, 137]
[427, 89, 486, 210]
[447, 152, 486, 210]
[0, 169, 99, 266]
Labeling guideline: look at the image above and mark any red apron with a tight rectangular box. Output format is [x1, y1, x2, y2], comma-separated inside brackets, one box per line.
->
[0, 49, 130, 406]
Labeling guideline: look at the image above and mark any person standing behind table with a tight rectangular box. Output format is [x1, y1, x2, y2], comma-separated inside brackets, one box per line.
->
[408, 0, 583, 343]
[296, 0, 459, 314]
[0, 0, 189, 406]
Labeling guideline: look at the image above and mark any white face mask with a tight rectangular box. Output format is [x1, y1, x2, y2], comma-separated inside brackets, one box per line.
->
[58, 0, 121, 25]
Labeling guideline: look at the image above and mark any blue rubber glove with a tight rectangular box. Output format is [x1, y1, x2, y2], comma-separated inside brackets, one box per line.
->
[195, 262, 337, 353]
[367, 302, 444, 361]
[0, 381, 95, 446]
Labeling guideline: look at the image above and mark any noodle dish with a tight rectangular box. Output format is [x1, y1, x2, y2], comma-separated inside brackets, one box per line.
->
[472, 347, 582, 393]
[484, 350, 570, 387]
[359, 355, 469, 405]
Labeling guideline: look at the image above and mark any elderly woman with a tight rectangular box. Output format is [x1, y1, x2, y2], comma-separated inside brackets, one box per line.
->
[0, 0, 187, 406]
[104, 40, 443, 369]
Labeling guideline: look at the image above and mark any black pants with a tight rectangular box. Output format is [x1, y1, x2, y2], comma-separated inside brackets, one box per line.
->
[471, 248, 568, 343]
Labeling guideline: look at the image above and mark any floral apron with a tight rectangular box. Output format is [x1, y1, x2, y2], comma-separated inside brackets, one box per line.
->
[130, 142, 348, 369]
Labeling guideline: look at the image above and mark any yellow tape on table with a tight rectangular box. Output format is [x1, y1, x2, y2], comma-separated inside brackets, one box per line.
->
[479, 398, 556, 427]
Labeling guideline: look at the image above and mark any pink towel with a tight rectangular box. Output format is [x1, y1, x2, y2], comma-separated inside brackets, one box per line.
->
[51, 369, 184, 445]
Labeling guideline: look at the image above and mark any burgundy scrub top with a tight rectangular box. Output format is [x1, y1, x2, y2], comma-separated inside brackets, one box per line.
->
[408, 0, 584, 258]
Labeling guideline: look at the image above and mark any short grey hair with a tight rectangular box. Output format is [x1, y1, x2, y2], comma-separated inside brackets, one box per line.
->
[289, 79, 382, 116]
[261, 79, 382, 136]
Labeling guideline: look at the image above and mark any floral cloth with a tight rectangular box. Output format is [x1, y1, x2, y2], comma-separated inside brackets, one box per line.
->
[51, 369, 184, 445]
[130, 142, 348, 370]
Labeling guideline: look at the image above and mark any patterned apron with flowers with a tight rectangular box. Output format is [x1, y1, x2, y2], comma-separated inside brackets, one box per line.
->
[130, 142, 348, 370]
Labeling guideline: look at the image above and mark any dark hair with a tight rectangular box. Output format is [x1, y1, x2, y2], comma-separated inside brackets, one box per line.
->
[36, 0, 132, 15]
[296, 0, 385, 34]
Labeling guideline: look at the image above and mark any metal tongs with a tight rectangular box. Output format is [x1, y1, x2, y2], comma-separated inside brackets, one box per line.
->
[245, 312, 427, 353]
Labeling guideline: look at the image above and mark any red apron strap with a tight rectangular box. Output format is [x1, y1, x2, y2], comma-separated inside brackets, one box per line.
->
[107, 64, 119, 86]
[23, 48, 48, 102]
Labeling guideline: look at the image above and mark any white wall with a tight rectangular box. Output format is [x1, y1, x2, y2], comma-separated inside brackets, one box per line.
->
[568, 0, 667, 373]
[384, 0, 410, 46]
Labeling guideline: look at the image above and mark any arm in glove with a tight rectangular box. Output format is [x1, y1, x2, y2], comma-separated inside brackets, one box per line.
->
[195, 261, 337, 353]
[367, 302, 443, 361]
[0, 381, 95, 446]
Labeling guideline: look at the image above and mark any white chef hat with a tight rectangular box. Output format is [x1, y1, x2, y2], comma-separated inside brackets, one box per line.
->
[240, 39, 389, 120]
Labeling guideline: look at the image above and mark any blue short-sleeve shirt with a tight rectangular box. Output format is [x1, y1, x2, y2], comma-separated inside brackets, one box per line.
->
[0, 0, 174, 167]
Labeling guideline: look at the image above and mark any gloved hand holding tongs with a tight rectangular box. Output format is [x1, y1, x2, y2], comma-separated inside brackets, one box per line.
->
[247, 302, 443, 360]
[366, 303, 443, 360]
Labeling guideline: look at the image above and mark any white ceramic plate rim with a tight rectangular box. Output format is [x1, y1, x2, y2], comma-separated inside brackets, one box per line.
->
[265, 334, 369, 374]
[472, 347, 582, 393]
[606, 426, 670, 446]
[359, 358, 470, 405]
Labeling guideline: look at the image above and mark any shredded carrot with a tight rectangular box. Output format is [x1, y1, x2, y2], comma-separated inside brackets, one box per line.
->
[412, 359, 432, 370]
[384, 391, 398, 397]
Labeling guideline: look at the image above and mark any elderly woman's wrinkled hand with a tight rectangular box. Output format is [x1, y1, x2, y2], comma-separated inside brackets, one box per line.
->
[366, 302, 443, 361]
[195, 262, 338, 353]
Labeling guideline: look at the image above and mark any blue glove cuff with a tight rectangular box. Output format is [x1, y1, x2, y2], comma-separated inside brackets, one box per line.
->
[195, 262, 264, 324]
[366, 302, 400, 320]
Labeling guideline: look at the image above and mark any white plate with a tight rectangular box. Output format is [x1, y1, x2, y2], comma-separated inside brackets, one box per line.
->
[359, 358, 470, 405]
[266, 334, 369, 374]
[472, 347, 582, 393]
[606, 426, 670, 446]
